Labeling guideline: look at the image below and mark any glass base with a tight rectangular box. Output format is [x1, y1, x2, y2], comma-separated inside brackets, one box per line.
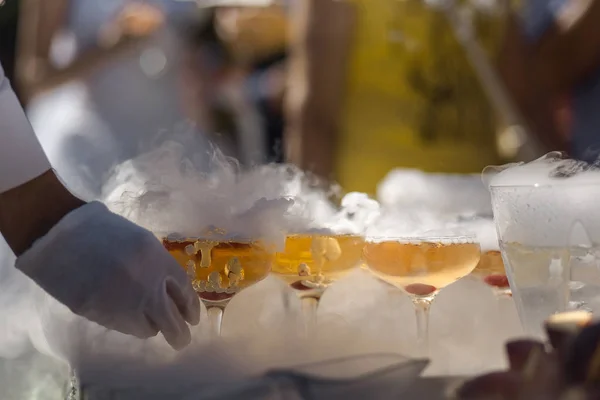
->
[491, 286, 512, 298]
[410, 293, 438, 358]
[65, 370, 80, 400]
[291, 281, 326, 300]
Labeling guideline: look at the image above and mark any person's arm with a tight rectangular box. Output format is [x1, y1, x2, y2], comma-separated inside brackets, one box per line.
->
[0, 63, 83, 255]
[497, 9, 568, 152]
[0, 63, 200, 348]
[0, 171, 85, 256]
[284, 0, 355, 180]
[16, 0, 163, 102]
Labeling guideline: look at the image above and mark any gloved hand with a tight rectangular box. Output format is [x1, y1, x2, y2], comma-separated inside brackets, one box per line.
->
[15, 201, 200, 350]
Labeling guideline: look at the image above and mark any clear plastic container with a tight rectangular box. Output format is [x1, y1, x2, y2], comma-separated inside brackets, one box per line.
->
[486, 154, 600, 337]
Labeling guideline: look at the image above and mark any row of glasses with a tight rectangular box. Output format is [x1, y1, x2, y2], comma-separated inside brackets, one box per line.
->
[161, 231, 365, 338]
[160, 230, 485, 357]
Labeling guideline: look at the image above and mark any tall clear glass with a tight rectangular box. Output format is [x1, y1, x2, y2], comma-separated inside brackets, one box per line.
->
[485, 155, 600, 338]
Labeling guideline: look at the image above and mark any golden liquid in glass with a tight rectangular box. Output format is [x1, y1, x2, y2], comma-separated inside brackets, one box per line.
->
[163, 238, 274, 303]
[472, 250, 509, 288]
[364, 241, 481, 295]
[272, 235, 365, 289]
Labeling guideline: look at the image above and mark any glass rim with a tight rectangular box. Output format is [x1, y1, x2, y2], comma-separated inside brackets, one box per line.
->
[489, 181, 600, 189]
[285, 232, 365, 238]
[161, 235, 268, 245]
[365, 234, 478, 242]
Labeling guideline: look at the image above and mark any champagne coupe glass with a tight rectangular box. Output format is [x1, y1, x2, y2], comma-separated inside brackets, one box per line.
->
[271, 233, 365, 332]
[454, 217, 511, 299]
[162, 234, 275, 337]
[363, 234, 481, 356]
[471, 250, 511, 298]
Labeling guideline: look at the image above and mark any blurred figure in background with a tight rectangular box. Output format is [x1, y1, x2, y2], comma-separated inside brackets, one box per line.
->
[16, 0, 210, 199]
[499, 0, 600, 161]
[216, 4, 288, 163]
[497, 1, 568, 156]
[178, 9, 239, 158]
[285, 0, 505, 195]
[0, 0, 19, 96]
[180, 2, 288, 165]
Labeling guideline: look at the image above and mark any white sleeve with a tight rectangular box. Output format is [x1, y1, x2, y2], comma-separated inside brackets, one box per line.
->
[0, 63, 51, 193]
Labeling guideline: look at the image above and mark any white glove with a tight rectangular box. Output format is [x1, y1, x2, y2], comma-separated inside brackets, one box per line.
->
[16, 201, 201, 350]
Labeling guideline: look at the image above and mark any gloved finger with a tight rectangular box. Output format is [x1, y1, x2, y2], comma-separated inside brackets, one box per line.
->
[108, 313, 159, 339]
[144, 313, 160, 336]
[166, 276, 201, 326]
[149, 294, 192, 350]
[83, 306, 159, 339]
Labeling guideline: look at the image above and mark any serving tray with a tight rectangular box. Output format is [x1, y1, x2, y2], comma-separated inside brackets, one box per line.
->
[66, 354, 439, 400]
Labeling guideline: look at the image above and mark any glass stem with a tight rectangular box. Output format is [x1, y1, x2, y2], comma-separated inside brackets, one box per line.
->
[301, 296, 319, 338]
[492, 287, 513, 300]
[207, 306, 224, 338]
[413, 297, 433, 357]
